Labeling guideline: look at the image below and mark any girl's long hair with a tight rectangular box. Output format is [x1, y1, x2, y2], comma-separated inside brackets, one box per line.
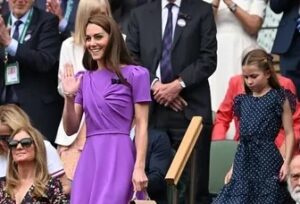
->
[242, 48, 280, 94]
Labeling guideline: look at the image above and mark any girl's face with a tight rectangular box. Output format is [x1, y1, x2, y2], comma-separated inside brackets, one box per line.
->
[242, 64, 270, 94]
[85, 23, 109, 67]
[10, 130, 35, 164]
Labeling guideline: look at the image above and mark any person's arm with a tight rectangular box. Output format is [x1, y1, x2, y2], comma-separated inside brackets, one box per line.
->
[280, 99, 295, 180]
[147, 131, 172, 196]
[212, 76, 240, 140]
[62, 64, 83, 135]
[132, 102, 149, 191]
[222, 0, 265, 35]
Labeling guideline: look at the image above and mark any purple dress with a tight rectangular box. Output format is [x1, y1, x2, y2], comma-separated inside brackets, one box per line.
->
[70, 65, 151, 204]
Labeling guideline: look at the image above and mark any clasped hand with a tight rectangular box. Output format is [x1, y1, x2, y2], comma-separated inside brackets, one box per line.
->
[60, 63, 82, 96]
[152, 80, 188, 112]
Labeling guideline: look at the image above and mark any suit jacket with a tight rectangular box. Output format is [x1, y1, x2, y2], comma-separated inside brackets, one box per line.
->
[212, 74, 300, 154]
[0, 7, 63, 143]
[270, 0, 300, 54]
[126, 0, 217, 124]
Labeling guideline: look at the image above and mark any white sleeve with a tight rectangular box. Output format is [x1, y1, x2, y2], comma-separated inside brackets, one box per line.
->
[44, 141, 65, 177]
[57, 37, 74, 97]
[249, 0, 267, 18]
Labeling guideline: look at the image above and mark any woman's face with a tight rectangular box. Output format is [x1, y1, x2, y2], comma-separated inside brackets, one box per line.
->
[0, 124, 11, 154]
[85, 23, 109, 66]
[10, 130, 35, 164]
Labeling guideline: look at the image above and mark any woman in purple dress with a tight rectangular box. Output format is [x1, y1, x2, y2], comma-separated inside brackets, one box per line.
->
[61, 15, 151, 204]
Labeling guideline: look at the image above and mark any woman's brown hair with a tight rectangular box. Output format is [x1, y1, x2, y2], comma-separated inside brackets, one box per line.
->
[242, 48, 281, 94]
[82, 15, 135, 84]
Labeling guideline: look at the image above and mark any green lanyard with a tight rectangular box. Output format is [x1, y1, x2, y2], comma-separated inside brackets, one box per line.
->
[7, 8, 33, 44]
[4, 9, 33, 65]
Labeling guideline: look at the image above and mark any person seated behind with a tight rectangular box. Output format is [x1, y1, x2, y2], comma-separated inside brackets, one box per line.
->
[145, 129, 172, 204]
[0, 126, 69, 203]
[287, 155, 300, 204]
[0, 104, 69, 194]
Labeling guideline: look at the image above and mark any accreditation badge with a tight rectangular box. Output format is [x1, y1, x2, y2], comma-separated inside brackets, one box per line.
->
[5, 62, 20, 85]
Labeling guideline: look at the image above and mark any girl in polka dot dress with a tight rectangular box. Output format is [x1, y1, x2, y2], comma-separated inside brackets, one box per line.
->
[213, 48, 296, 204]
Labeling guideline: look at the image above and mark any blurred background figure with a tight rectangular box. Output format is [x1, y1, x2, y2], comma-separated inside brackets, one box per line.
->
[34, 0, 79, 40]
[0, 126, 69, 203]
[270, 0, 300, 100]
[0, 0, 63, 144]
[55, 0, 112, 182]
[288, 155, 300, 204]
[205, 0, 266, 113]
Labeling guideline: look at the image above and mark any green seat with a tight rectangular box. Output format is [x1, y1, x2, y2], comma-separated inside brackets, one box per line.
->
[209, 140, 238, 196]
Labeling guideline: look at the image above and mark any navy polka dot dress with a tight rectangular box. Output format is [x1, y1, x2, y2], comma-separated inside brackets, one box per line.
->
[213, 88, 296, 204]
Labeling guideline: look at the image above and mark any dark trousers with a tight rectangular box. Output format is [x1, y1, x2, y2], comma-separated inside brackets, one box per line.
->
[150, 104, 212, 204]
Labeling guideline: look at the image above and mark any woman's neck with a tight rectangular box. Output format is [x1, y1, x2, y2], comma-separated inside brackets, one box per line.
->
[97, 61, 104, 70]
[17, 162, 36, 180]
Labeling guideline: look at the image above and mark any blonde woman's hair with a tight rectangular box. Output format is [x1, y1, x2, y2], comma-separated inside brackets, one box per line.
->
[6, 126, 49, 199]
[73, 0, 112, 45]
[0, 104, 31, 131]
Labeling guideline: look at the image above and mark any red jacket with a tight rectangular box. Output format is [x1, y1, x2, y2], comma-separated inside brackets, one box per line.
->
[212, 74, 300, 150]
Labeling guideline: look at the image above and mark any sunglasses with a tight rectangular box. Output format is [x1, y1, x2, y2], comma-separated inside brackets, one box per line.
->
[0, 135, 10, 142]
[8, 138, 33, 149]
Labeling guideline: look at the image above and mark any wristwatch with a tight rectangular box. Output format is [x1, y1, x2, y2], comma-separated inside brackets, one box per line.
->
[178, 78, 186, 89]
[229, 2, 237, 13]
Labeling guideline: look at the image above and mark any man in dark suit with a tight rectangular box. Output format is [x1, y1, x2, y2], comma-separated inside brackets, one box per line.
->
[0, 0, 63, 144]
[270, 0, 300, 99]
[126, 0, 217, 203]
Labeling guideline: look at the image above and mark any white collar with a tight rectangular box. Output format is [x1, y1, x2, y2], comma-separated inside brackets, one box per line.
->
[162, 0, 182, 9]
[10, 8, 32, 26]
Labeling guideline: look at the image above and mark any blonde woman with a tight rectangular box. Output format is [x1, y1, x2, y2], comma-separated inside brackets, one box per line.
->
[0, 126, 68, 203]
[0, 104, 64, 180]
[55, 0, 112, 180]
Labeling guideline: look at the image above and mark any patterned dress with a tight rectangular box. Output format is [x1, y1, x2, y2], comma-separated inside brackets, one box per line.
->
[0, 177, 69, 203]
[70, 65, 151, 204]
[213, 88, 296, 204]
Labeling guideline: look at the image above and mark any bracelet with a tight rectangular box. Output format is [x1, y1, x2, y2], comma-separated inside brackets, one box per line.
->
[212, 4, 219, 9]
[228, 2, 237, 13]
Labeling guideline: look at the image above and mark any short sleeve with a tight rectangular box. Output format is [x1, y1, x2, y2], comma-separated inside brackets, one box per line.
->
[130, 66, 152, 103]
[275, 88, 297, 116]
[74, 71, 85, 105]
[233, 94, 244, 119]
[44, 141, 64, 177]
[249, 0, 267, 18]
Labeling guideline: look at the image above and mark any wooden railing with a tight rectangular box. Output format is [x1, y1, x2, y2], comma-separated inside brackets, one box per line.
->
[165, 116, 203, 204]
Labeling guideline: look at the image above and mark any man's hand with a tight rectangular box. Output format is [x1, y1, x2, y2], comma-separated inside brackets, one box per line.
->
[0, 16, 11, 47]
[46, 0, 63, 21]
[152, 79, 187, 111]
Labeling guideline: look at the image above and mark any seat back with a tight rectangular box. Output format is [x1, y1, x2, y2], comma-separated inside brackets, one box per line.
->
[209, 140, 238, 195]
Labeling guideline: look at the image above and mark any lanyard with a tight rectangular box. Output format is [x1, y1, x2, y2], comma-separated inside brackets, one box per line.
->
[4, 9, 33, 65]
[7, 8, 33, 44]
